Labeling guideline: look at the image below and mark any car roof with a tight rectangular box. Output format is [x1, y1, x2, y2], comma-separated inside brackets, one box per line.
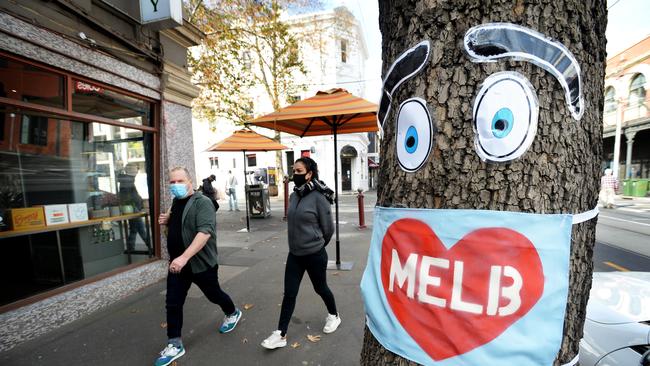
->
[586, 272, 650, 324]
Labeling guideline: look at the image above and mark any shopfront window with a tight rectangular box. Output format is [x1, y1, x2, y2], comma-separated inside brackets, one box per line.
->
[0, 56, 65, 108]
[72, 79, 154, 126]
[0, 113, 155, 306]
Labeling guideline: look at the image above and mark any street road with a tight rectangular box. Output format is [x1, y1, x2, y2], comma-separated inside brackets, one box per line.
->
[594, 207, 650, 272]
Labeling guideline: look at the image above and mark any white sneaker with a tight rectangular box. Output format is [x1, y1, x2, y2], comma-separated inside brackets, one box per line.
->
[323, 313, 341, 333]
[261, 330, 287, 349]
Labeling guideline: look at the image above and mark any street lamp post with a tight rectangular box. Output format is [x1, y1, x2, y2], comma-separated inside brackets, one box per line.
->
[612, 98, 625, 179]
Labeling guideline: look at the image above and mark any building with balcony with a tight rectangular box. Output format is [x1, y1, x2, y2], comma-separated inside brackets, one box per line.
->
[603, 36, 650, 180]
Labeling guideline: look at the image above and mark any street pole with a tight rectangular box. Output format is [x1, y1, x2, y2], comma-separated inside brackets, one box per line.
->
[243, 150, 250, 232]
[625, 131, 636, 178]
[612, 99, 624, 179]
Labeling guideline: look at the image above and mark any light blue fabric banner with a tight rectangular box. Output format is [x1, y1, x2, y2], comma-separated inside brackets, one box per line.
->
[360, 206, 574, 366]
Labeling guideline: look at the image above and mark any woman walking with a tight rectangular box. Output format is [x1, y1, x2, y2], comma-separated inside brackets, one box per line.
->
[261, 157, 340, 349]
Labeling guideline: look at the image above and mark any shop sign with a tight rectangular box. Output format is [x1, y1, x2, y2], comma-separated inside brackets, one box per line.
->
[10, 207, 46, 230]
[75, 81, 103, 94]
[139, 0, 183, 28]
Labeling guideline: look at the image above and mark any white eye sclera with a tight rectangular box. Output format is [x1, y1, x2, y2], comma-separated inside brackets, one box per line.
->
[396, 97, 435, 172]
[473, 71, 539, 162]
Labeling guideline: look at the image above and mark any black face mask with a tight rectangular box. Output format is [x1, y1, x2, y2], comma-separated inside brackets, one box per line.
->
[293, 173, 307, 187]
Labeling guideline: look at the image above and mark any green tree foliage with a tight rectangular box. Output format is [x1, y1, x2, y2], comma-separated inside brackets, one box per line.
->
[186, 0, 307, 126]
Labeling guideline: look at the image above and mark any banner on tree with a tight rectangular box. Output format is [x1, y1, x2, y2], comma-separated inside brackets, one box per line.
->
[360, 206, 577, 366]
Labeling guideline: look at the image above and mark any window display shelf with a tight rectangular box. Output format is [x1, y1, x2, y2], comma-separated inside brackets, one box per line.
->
[0, 212, 148, 239]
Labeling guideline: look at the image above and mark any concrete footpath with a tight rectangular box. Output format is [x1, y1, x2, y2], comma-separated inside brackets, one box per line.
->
[1, 192, 377, 366]
[611, 195, 650, 213]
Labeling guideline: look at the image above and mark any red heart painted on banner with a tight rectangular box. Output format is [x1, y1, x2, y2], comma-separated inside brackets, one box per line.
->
[380, 218, 544, 361]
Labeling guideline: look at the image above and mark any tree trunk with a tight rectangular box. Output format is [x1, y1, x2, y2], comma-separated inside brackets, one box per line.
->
[362, 1, 606, 365]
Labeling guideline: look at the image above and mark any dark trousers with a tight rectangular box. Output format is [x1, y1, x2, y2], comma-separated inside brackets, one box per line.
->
[166, 264, 236, 339]
[278, 248, 337, 336]
[126, 218, 149, 251]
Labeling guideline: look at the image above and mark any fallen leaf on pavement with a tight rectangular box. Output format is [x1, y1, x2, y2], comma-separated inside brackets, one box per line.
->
[291, 342, 301, 348]
[306, 334, 321, 342]
[160, 322, 168, 328]
[243, 303, 254, 310]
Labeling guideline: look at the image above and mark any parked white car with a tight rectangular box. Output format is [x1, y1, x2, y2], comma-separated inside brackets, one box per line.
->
[579, 271, 650, 366]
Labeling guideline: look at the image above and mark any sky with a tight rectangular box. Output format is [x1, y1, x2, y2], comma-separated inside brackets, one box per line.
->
[606, 0, 650, 56]
[321, 0, 650, 102]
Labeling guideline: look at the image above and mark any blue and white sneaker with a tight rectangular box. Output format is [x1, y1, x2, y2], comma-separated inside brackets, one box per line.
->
[154, 343, 185, 366]
[219, 308, 242, 333]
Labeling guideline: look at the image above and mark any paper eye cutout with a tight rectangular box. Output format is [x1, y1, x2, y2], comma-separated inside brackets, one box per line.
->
[396, 98, 435, 172]
[378, 41, 431, 130]
[473, 71, 539, 162]
[464, 23, 583, 120]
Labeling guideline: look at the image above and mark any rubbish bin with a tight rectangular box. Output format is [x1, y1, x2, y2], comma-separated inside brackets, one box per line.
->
[632, 179, 649, 197]
[246, 184, 271, 218]
[623, 179, 633, 196]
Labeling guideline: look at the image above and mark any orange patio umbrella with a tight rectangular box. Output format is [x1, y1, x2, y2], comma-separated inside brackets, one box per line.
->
[206, 128, 287, 232]
[248, 88, 378, 270]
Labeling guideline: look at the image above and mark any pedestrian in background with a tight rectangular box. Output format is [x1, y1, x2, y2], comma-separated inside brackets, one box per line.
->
[600, 168, 619, 209]
[261, 157, 340, 350]
[118, 163, 149, 252]
[155, 167, 241, 366]
[201, 174, 219, 211]
[226, 170, 240, 211]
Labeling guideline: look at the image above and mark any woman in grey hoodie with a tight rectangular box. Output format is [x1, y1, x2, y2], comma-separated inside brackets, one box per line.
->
[261, 157, 341, 349]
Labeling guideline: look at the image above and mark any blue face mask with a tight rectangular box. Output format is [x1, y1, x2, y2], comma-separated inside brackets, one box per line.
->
[170, 183, 188, 199]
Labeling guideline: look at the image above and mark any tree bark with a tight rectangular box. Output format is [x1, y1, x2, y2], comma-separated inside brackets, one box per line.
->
[362, 1, 606, 365]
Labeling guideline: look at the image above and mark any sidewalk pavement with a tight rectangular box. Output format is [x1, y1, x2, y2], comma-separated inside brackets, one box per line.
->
[609, 195, 650, 213]
[1, 192, 378, 366]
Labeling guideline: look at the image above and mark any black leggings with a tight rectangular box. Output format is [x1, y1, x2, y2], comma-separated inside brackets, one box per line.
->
[166, 264, 236, 339]
[278, 248, 337, 336]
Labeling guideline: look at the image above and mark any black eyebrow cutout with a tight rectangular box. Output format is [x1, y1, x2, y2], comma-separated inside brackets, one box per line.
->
[464, 23, 583, 120]
[378, 41, 431, 129]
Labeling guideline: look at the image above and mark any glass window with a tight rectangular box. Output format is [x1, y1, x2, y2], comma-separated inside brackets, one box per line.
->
[247, 154, 257, 167]
[341, 39, 348, 63]
[286, 150, 294, 176]
[287, 95, 300, 105]
[0, 114, 155, 306]
[209, 156, 219, 168]
[629, 74, 646, 106]
[242, 51, 252, 71]
[604, 87, 616, 113]
[20, 114, 49, 146]
[72, 79, 154, 126]
[0, 55, 65, 108]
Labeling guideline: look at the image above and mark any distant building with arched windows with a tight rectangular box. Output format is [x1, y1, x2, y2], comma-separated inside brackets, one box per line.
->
[193, 6, 377, 197]
[603, 36, 650, 182]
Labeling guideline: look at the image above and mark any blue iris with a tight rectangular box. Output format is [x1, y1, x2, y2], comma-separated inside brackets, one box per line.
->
[405, 126, 418, 153]
[491, 108, 514, 139]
